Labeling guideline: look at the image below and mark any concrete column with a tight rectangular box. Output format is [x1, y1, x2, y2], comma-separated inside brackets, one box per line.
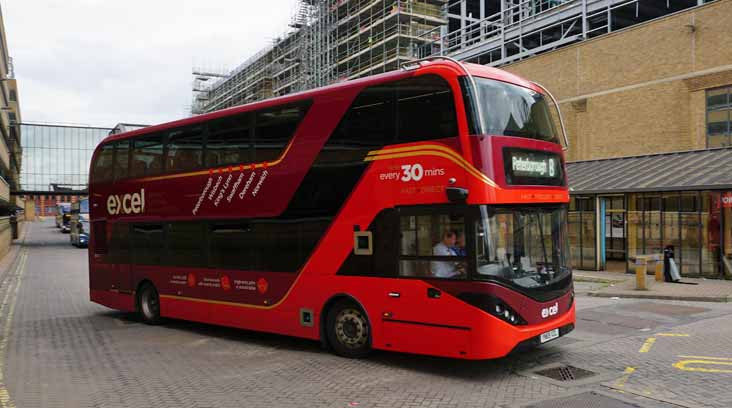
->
[24, 199, 36, 221]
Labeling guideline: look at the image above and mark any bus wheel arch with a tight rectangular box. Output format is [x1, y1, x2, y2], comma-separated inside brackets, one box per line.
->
[135, 280, 161, 325]
[320, 294, 372, 358]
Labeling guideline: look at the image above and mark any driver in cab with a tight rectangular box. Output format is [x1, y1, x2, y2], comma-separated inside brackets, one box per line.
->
[431, 230, 465, 278]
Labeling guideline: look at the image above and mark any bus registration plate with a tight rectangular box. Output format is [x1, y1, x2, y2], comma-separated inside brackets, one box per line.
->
[540, 329, 559, 343]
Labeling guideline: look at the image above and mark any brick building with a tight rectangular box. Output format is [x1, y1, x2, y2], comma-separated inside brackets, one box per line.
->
[495, 1, 732, 277]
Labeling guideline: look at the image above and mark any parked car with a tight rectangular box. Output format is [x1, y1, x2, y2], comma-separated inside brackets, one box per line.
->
[70, 199, 89, 246]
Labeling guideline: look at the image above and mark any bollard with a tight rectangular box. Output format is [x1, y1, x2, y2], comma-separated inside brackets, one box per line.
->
[635, 258, 648, 290]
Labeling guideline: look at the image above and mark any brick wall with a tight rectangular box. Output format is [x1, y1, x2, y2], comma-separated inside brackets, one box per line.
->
[502, 0, 732, 161]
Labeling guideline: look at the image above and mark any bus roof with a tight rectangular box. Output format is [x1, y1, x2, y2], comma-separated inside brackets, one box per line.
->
[101, 59, 540, 147]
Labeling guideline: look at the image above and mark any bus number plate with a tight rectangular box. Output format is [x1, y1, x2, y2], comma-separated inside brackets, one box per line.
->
[540, 329, 559, 343]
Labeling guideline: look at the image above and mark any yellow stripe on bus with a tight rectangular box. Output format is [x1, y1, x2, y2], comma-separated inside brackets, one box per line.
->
[365, 148, 498, 187]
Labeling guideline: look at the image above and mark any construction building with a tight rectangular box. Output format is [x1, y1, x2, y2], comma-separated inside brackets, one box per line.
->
[193, 0, 446, 113]
[0, 4, 23, 256]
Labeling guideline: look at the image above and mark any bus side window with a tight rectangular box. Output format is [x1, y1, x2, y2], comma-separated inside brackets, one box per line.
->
[254, 102, 310, 163]
[167, 125, 204, 173]
[208, 222, 255, 270]
[108, 222, 130, 263]
[166, 222, 206, 268]
[131, 135, 164, 178]
[165, 125, 203, 172]
[398, 211, 467, 279]
[92, 220, 108, 254]
[206, 112, 253, 168]
[113, 141, 130, 180]
[131, 224, 164, 265]
[91, 144, 114, 183]
[396, 75, 458, 142]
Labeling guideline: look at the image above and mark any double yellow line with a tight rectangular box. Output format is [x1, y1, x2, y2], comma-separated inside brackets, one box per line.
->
[365, 144, 498, 187]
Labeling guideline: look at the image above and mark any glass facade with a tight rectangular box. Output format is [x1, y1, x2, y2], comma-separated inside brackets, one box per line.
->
[20, 124, 110, 192]
[568, 196, 596, 270]
[570, 191, 731, 279]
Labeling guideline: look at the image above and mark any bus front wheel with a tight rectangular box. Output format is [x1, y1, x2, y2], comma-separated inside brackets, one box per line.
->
[326, 300, 371, 358]
[138, 283, 161, 325]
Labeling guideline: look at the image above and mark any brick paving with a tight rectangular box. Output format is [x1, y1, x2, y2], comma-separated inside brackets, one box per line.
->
[2, 221, 732, 408]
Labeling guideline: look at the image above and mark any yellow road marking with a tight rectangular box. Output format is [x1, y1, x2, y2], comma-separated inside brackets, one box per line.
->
[678, 355, 732, 361]
[0, 249, 28, 408]
[638, 337, 656, 353]
[673, 359, 732, 374]
[614, 366, 636, 388]
[656, 333, 690, 337]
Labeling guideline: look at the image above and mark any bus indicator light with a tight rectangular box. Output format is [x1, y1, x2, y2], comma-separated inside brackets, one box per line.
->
[257, 278, 269, 294]
[221, 275, 231, 291]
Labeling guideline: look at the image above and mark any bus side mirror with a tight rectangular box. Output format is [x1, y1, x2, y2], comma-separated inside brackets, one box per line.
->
[353, 231, 373, 255]
[447, 187, 469, 203]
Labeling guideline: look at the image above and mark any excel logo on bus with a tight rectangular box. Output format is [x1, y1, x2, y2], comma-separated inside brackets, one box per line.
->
[107, 189, 146, 215]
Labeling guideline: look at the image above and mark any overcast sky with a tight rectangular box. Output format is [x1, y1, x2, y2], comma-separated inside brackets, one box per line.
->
[2, 0, 297, 127]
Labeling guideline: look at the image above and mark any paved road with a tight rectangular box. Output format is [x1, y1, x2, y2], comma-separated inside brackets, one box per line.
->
[1, 220, 732, 408]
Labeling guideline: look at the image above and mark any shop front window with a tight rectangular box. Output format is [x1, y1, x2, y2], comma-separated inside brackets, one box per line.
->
[568, 197, 596, 270]
[680, 193, 701, 276]
[724, 192, 732, 278]
[701, 192, 722, 278]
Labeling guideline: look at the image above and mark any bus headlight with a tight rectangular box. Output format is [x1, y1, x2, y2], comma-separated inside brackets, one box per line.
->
[459, 293, 527, 326]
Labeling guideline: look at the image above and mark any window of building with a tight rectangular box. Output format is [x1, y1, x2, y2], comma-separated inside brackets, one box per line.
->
[398, 209, 467, 279]
[91, 144, 114, 183]
[9, 90, 16, 102]
[707, 86, 732, 148]
[167, 125, 204, 172]
[131, 135, 164, 177]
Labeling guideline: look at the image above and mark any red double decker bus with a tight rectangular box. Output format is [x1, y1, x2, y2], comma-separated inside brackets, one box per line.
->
[89, 58, 574, 360]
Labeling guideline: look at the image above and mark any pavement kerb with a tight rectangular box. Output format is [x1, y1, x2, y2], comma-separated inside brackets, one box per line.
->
[573, 275, 627, 284]
[587, 291, 730, 303]
[0, 223, 28, 284]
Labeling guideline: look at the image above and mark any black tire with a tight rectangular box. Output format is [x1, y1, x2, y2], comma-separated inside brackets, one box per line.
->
[326, 299, 371, 358]
[137, 283, 162, 325]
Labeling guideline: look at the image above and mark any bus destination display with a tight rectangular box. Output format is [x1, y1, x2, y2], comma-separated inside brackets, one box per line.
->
[503, 148, 564, 186]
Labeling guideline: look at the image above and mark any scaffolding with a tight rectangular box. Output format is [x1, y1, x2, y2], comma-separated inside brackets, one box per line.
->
[193, 0, 715, 114]
[193, 0, 447, 114]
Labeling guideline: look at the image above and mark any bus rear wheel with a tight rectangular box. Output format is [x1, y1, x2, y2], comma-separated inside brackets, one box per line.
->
[138, 283, 161, 325]
[326, 300, 371, 358]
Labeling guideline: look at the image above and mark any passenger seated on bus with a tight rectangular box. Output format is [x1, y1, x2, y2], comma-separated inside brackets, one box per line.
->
[431, 230, 462, 278]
